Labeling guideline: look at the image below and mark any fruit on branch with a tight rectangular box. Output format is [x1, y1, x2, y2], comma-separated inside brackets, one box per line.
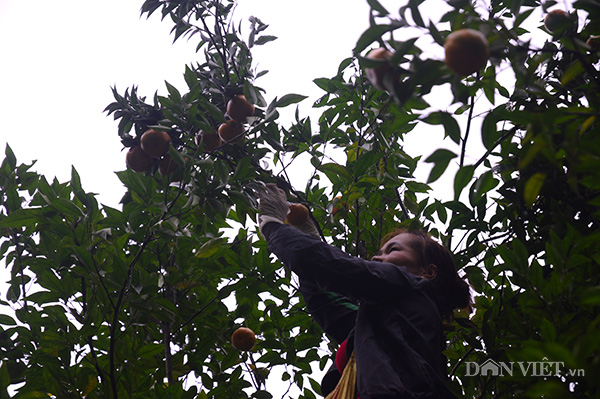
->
[544, 9, 575, 35]
[286, 203, 309, 226]
[365, 47, 394, 90]
[218, 120, 246, 144]
[126, 145, 152, 173]
[444, 29, 489, 76]
[231, 327, 256, 351]
[140, 129, 171, 158]
[331, 196, 349, 216]
[196, 130, 222, 152]
[227, 95, 255, 123]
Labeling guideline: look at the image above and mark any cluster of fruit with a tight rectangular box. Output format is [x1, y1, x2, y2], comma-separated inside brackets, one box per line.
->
[364, 27, 491, 91]
[365, 11, 596, 91]
[196, 94, 256, 152]
[125, 94, 255, 174]
[544, 9, 598, 49]
[125, 129, 174, 175]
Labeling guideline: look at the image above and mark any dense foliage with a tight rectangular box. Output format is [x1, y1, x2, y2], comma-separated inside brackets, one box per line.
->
[1, 0, 599, 398]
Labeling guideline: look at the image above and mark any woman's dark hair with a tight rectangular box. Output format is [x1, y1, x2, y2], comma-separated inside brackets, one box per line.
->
[381, 228, 473, 321]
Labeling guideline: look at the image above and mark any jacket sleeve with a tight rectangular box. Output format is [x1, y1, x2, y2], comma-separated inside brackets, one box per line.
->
[262, 222, 423, 304]
[297, 275, 357, 344]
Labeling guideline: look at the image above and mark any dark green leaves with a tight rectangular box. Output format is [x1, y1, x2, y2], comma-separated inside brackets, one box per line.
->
[275, 94, 308, 108]
[424, 149, 457, 183]
[421, 111, 462, 144]
[353, 21, 405, 54]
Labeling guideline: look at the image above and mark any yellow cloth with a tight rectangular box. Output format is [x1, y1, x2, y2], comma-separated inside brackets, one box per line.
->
[325, 352, 356, 399]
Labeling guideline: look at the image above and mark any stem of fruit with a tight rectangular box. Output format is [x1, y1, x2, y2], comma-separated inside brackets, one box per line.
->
[459, 86, 476, 168]
[247, 352, 262, 389]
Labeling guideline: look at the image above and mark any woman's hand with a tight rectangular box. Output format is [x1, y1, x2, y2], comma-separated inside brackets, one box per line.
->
[257, 183, 289, 232]
[257, 182, 321, 239]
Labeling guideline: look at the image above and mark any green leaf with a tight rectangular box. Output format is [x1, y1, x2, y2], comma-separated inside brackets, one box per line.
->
[480, 108, 504, 150]
[164, 80, 182, 101]
[353, 22, 404, 55]
[421, 111, 461, 144]
[471, 170, 499, 202]
[196, 238, 223, 258]
[408, 0, 425, 28]
[0, 362, 10, 399]
[0, 208, 42, 228]
[524, 172, 546, 207]
[367, 0, 389, 16]
[353, 151, 382, 177]
[453, 165, 475, 200]
[561, 60, 584, 85]
[275, 94, 308, 108]
[424, 149, 457, 183]
[579, 286, 600, 305]
[318, 163, 352, 183]
[254, 35, 277, 45]
[3, 144, 17, 172]
[0, 314, 16, 326]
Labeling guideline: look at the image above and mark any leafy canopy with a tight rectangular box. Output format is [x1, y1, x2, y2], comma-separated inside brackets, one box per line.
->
[1, 0, 599, 398]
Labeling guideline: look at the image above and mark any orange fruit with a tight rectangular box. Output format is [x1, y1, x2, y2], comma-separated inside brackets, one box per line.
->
[544, 9, 574, 35]
[227, 95, 255, 123]
[365, 47, 394, 90]
[140, 129, 171, 158]
[218, 121, 246, 144]
[126, 145, 152, 173]
[444, 29, 489, 77]
[196, 130, 222, 152]
[286, 204, 309, 226]
[331, 196, 349, 216]
[231, 327, 256, 351]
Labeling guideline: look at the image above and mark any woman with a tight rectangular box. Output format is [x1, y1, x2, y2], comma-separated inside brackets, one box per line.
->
[258, 184, 471, 399]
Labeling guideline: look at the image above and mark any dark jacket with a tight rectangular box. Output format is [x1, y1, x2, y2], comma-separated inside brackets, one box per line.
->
[262, 223, 456, 399]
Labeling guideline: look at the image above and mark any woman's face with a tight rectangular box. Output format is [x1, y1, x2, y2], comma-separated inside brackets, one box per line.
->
[372, 233, 424, 275]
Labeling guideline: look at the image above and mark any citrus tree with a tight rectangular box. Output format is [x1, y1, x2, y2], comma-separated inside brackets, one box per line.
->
[1, 0, 599, 398]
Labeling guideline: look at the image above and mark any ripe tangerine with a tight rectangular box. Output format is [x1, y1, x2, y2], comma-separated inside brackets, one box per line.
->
[227, 95, 255, 123]
[331, 196, 349, 216]
[544, 9, 573, 34]
[231, 327, 256, 351]
[196, 130, 222, 152]
[365, 47, 394, 91]
[218, 120, 246, 144]
[444, 29, 489, 77]
[286, 204, 309, 226]
[140, 129, 171, 158]
[126, 146, 152, 173]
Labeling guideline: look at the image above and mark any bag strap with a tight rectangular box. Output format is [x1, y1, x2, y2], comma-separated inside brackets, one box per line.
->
[325, 352, 356, 399]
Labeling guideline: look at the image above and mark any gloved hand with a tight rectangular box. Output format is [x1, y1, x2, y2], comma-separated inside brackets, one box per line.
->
[257, 183, 289, 234]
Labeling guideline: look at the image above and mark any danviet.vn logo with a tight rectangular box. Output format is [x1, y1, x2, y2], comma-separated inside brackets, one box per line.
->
[465, 357, 585, 377]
